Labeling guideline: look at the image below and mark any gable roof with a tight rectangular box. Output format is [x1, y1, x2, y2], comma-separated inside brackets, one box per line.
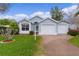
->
[18, 15, 71, 24]
[58, 20, 70, 24]
[39, 17, 59, 23]
[30, 16, 44, 23]
[30, 16, 43, 20]
[18, 18, 31, 24]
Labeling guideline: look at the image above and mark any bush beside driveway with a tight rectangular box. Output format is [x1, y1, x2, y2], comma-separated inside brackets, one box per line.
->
[42, 35, 79, 56]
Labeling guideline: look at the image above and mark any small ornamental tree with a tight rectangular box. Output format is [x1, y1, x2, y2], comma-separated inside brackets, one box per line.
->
[0, 27, 13, 40]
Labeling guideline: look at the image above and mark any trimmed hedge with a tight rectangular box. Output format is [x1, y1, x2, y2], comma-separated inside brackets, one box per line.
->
[68, 29, 79, 36]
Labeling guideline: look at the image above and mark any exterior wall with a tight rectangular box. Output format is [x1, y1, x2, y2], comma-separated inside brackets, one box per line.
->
[18, 17, 75, 35]
[57, 22, 70, 34]
[39, 18, 57, 35]
[19, 21, 31, 34]
[30, 16, 43, 32]
[31, 23, 36, 32]
[39, 19, 70, 35]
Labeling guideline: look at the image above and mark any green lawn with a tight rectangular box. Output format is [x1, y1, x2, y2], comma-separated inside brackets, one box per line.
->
[68, 35, 79, 47]
[0, 35, 41, 56]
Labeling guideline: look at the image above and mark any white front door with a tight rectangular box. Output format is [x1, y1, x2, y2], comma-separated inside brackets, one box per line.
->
[39, 24, 57, 35]
[58, 24, 69, 34]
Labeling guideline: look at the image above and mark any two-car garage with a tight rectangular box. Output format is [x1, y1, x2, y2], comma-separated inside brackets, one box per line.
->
[39, 18, 69, 35]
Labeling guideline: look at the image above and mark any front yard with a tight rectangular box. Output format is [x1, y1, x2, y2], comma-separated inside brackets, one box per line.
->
[68, 35, 79, 47]
[0, 35, 41, 56]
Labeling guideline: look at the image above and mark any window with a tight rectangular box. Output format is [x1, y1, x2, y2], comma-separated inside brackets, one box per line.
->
[22, 24, 29, 31]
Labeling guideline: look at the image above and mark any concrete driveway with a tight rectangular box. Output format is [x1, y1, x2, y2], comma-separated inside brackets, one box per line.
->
[42, 35, 79, 56]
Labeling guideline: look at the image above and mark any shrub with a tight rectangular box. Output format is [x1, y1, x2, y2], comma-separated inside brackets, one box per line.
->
[68, 29, 79, 36]
[29, 31, 34, 35]
[11, 29, 19, 35]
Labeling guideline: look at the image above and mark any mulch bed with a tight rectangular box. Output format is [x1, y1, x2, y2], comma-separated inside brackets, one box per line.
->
[3, 40, 13, 42]
[0, 39, 15, 43]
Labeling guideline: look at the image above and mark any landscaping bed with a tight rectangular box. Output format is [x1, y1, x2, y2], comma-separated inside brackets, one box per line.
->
[0, 35, 41, 56]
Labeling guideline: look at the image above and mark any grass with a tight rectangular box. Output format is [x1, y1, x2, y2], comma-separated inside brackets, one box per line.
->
[68, 35, 79, 47]
[0, 35, 41, 56]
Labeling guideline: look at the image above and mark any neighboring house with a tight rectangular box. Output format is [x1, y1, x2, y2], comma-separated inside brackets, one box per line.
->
[18, 16, 76, 35]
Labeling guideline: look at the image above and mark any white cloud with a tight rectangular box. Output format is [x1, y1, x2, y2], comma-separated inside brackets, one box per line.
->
[15, 14, 29, 18]
[30, 11, 51, 18]
[0, 14, 29, 22]
[30, 11, 44, 18]
[0, 15, 14, 19]
[0, 4, 78, 22]
[45, 12, 51, 18]
[4, 15, 14, 19]
[0, 12, 51, 22]
[62, 5, 79, 19]
[14, 14, 29, 21]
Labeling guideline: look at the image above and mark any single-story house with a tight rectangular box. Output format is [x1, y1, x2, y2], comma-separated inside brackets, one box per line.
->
[18, 16, 77, 35]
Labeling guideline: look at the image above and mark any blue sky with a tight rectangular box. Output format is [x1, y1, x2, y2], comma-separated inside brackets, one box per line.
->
[5, 3, 75, 15]
[0, 3, 78, 22]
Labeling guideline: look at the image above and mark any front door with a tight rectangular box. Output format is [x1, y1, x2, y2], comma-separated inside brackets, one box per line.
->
[34, 22, 39, 34]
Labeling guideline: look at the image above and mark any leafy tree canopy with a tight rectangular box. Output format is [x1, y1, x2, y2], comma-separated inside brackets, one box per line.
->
[50, 6, 64, 21]
[0, 19, 18, 31]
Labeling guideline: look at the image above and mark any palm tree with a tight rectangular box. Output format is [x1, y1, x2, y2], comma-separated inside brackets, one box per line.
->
[50, 6, 64, 21]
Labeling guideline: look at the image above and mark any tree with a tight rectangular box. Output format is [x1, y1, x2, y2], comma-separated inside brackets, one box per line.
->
[0, 4, 16, 41]
[0, 19, 18, 40]
[50, 6, 64, 21]
[0, 19, 19, 34]
[0, 19, 11, 25]
[66, 5, 79, 29]
[64, 4, 79, 23]
[0, 3, 9, 13]
[10, 20, 19, 34]
[74, 11, 79, 17]
[73, 11, 79, 29]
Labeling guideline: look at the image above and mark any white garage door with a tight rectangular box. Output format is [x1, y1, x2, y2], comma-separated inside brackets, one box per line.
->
[39, 24, 57, 35]
[58, 24, 69, 34]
